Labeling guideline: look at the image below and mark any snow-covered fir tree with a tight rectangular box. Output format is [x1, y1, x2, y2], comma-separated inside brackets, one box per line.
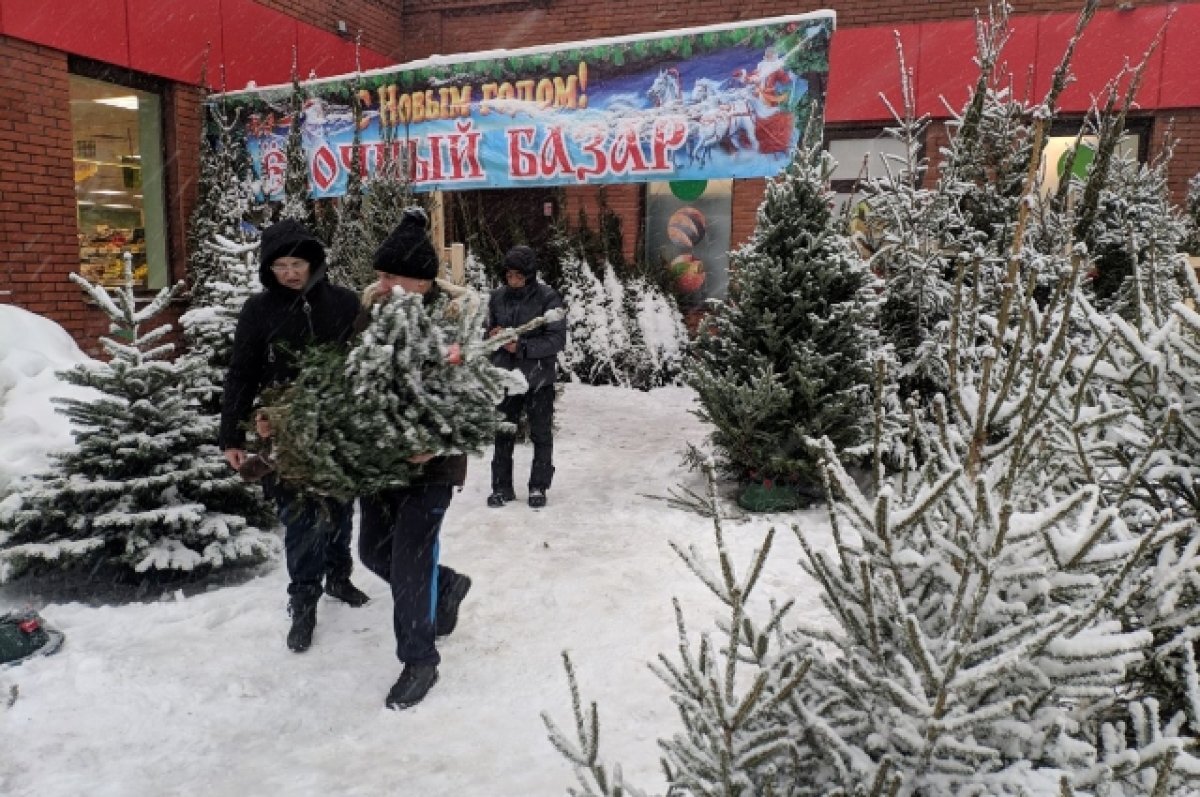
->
[557, 239, 622, 386]
[277, 69, 313, 226]
[1082, 146, 1186, 316]
[361, 133, 420, 256]
[555, 236, 687, 391]
[462, 249, 495, 298]
[687, 143, 880, 490]
[187, 99, 257, 306]
[0, 257, 275, 581]
[860, 50, 954, 402]
[598, 262, 635, 388]
[1183, 171, 1200, 256]
[326, 84, 375, 291]
[621, 273, 688, 390]
[267, 289, 550, 499]
[178, 235, 262, 417]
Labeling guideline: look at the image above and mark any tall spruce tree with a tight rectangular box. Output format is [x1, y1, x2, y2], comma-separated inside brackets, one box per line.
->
[327, 82, 375, 290]
[687, 144, 880, 490]
[278, 63, 314, 227]
[0, 258, 275, 581]
[179, 235, 262, 417]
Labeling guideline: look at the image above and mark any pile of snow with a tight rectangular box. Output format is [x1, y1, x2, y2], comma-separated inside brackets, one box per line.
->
[0, 306, 99, 497]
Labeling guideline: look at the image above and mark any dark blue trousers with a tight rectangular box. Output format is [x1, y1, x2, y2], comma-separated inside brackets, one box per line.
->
[275, 485, 354, 601]
[358, 485, 455, 667]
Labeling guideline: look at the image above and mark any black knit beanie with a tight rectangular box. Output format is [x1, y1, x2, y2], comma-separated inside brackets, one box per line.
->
[374, 207, 439, 280]
[503, 245, 537, 277]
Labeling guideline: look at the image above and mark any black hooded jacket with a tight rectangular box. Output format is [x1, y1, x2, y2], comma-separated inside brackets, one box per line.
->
[486, 277, 567, 393]
[218, 221, 360, 449]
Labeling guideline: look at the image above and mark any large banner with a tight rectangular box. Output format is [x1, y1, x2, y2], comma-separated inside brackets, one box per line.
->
[218, 12, 834, 196]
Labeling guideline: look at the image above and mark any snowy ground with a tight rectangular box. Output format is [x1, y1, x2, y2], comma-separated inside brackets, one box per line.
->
[0, 308, 832, 797]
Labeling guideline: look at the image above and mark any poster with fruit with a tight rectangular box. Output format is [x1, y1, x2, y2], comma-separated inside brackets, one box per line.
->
[646, 179, 731, 313]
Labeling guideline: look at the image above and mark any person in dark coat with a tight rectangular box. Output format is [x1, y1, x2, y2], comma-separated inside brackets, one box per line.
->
[356, 208, 474, 710]
[485, 245, 567, 509]
[219, 218, 370, 654]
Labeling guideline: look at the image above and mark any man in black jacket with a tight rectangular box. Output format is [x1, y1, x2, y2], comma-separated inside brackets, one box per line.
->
[485, 245, 567, 509]
[219, 219, 370, 653]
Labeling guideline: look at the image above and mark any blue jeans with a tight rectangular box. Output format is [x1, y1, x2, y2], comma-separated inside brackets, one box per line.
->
[275, 485, 355, 601]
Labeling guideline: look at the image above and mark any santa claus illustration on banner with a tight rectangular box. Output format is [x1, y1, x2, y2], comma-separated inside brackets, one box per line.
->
[732, 46, 797, 154]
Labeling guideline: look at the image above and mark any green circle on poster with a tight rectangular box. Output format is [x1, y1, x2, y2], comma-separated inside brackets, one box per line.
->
[670, 180, 708, 201]
[1057, 143, 1095, 180]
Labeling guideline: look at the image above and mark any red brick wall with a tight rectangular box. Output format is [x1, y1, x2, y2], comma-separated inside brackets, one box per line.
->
[0, 37, 108, 351]
[1156, 111, 1200, 204]
[254, 0, 407, 60]
[0, 36, 192, 357]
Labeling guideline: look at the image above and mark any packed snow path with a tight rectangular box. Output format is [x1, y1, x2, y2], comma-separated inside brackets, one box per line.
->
[0, 384, 827, 797]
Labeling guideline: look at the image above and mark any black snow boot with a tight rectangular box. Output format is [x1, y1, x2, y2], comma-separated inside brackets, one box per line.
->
[287, 596, 318, 653]
[325, 577, 370, 607]
[528, 488, 547, 508]
[385, 664, 439, 709]
[487, 488, 516, 508]
[436, 574, 473, 637]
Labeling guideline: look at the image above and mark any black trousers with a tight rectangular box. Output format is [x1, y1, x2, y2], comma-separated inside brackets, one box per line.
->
[274, 485, 354, 602]
[491, 385, 555, 492]
[358, 485, 456, 667]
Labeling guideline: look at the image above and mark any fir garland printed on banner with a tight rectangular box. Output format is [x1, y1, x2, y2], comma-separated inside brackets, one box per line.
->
[266, 288, 561, 499]
[0, 257, 276, 582]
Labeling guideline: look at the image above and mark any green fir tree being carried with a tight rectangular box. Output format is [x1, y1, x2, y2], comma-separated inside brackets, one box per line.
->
[267, 290, 560, 499]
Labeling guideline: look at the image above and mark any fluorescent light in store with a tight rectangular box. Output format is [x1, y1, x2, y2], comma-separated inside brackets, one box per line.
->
[90, 189, 126, 196]
[95, 96, 139, 110]
[101, 203, 135, 209]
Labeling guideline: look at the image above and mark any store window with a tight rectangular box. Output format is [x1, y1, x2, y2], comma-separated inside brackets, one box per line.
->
[827, 130, 908, 210]
[70, 74, 168, 289]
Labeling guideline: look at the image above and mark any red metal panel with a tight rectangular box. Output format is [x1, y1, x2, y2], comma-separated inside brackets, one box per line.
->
[1158, 4, 1200, 109]
[127, 0, 223, 86]
[1035, 8, 1166, 112]
[827, 25, 920, 124]
[915, 16, 1041, 117]
[220, 0, 298, 91]
[297, 25, 357, 82]
[0, 0, 129, 66]
[358, 50, 396, 73]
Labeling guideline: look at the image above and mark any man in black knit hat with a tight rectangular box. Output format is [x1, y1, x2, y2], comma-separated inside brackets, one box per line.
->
[357, 207, 474, 710]
[485, 245, 567, 509]
[220, 218, 370, 654]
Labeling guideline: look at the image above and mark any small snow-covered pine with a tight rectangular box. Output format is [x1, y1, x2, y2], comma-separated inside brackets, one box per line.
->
[0, 258, 276, 582]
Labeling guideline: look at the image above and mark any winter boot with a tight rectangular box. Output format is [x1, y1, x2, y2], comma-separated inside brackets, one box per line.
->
[487, 488, 516, 508]
[325, 577, 370, 607]
[528, 488, 547, 508]
[286, 596, 318, 653]
[385, 664, 439, 709]
[436, 574, 473, 637]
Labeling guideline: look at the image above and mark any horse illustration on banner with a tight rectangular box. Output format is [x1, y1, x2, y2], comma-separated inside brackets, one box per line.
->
[643, 53, 796, 168]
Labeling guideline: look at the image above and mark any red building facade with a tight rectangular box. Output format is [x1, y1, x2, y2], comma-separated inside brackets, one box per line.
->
[2, 0, 1199, 348]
